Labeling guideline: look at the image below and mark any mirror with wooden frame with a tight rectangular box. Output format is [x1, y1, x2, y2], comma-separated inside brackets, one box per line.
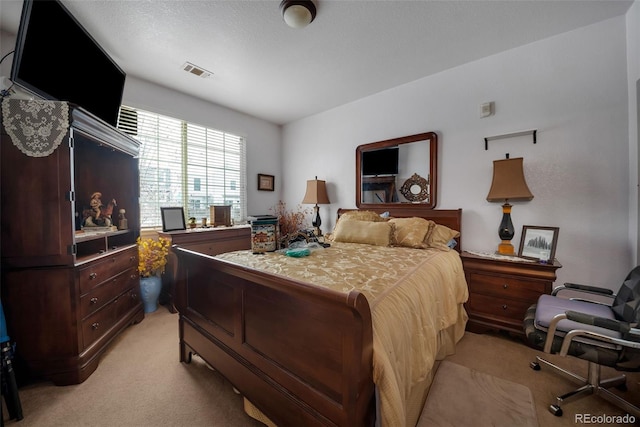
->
[356, 132, 437, 209]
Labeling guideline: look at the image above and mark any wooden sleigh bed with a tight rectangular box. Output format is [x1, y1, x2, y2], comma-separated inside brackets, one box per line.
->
[172, 207, 467, 427]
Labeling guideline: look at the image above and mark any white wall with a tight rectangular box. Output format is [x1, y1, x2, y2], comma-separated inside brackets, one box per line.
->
[628, 0, 640, 266]
[282, 16, 631, 290]
[0, 30, 283, 219]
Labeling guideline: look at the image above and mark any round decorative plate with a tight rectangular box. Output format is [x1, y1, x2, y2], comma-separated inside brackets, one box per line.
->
[400, 173, 429, 202]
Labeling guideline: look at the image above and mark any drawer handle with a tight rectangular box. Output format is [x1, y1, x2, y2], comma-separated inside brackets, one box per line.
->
[89, 273, 97, 280]
[502, 304, 508, 310]
[90, 297, 98, 305]
[130, 256, 136, 262]
[91, 322, 100, 330]
[503, 283, 508, 289]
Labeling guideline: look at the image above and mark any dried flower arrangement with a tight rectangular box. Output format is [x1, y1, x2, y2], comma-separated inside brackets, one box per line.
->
[137, 237, 171, 277]
[270, 201, 311, 246]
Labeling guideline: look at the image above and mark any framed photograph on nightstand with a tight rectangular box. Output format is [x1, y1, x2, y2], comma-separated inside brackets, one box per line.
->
[518, 225, 559, 262]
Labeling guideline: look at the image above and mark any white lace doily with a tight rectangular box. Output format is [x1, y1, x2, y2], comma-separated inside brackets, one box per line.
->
[1, 98, 69, 157]
[466, 250, 536, 263]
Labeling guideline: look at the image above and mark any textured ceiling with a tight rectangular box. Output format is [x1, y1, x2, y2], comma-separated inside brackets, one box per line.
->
[0, 0, 633, 125]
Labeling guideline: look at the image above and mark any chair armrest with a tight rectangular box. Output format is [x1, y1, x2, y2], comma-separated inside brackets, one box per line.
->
[559, 329, 640, 356]
[548, 311, 640, 357]
[542, 310, 632, 354]
[552, 282, 615, 297]
[565, 310, 630, 335]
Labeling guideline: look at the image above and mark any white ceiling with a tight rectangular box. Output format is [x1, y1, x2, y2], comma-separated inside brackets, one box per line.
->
[0, 0, 634, 125]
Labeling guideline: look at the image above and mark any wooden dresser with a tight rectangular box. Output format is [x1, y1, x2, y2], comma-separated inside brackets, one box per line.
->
[158, 225, 251, 312]
[1, 104, 143, 385]
[461, 251, 561, 337]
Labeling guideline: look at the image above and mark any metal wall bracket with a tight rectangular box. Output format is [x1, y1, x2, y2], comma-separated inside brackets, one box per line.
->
[484, 129, 536, 150]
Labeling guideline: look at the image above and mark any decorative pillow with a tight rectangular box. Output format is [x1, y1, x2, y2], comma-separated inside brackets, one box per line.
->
[332, 219, 394, 246]
[338, 210, 387, 222]
[389, 217, 433, 249]
[425, 224, 460, 251]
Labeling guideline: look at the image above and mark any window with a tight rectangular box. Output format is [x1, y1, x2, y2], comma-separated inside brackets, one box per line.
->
[118, 106, 246, 228]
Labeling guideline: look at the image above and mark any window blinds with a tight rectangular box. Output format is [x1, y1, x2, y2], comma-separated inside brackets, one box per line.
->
[118, 106, 246, 228]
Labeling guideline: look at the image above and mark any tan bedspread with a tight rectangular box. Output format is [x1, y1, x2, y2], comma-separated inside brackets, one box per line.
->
[216, 242, 469, 427]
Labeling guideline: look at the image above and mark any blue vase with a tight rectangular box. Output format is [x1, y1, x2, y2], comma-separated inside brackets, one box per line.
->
[140, 276, 162, 313]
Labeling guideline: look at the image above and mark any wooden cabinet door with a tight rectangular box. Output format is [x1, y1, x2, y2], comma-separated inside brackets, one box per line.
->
[1, 131, 74, 267]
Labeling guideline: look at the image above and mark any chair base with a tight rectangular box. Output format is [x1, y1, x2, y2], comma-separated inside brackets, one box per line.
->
[531, 356, 640, 418]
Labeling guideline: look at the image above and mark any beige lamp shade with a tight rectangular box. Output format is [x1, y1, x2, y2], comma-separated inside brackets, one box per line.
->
[302, 177, 330, 205]
[486, 157, 534, 202]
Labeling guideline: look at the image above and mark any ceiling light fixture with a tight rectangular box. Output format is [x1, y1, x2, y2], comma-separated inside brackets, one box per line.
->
[280, 0, 316, 29]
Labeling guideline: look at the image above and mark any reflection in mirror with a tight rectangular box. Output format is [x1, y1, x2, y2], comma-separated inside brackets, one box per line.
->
[356, 132, 437, 209]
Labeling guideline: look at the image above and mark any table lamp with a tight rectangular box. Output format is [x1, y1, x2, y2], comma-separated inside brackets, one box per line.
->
[486, 156, 533, 255]
[302, 176, 330, 236]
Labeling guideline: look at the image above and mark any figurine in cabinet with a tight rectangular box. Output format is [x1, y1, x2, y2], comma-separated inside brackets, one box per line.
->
[83, 191, 117, 227]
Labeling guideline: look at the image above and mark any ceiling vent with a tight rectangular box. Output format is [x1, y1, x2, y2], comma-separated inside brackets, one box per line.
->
[182, 62, 213, 78]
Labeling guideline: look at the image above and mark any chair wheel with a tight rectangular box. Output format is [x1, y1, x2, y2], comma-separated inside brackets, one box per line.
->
[549, 405, 563, 417]
[530, 361, 541, 371]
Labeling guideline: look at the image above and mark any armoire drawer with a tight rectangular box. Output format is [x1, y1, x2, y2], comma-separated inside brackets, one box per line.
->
[80, 267, 139, 319]
[81, 287, 139, 348]
[79, 248, 138, 295]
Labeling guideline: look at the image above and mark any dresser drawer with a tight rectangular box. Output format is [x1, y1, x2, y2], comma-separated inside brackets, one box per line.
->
[81, 285, 139, 348]
[467, 292, 533, 322]
[82, 302, 117, 348]
[113, 288, 141, 320]
[188, 239, 250, 256]
[80, 267, 138, 319]
[468, 272, 547, 301]
[79, 248, 138, 295]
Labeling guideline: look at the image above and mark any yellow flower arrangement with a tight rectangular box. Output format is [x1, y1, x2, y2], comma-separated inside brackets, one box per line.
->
[137, 237, 170, 277]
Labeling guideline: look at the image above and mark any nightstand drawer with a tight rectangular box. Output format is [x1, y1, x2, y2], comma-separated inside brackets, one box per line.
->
[468, 272, 546, 301]
[467, 292, 532, 321]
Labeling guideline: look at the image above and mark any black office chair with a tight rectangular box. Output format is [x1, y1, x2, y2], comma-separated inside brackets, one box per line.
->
[524, 266, 640, 417]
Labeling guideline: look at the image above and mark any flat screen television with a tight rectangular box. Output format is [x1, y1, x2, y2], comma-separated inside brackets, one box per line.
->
[10, 0, 126, 127]
[362, 147, 399, 176]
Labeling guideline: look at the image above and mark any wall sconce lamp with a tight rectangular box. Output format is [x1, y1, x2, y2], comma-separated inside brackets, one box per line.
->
[302, 176, 330, 236]
[486, 155, 533, 255]
[280, 0, 316, 29]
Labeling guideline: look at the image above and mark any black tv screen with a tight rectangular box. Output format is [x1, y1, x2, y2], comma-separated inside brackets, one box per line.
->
[362, 148, 399, 176]
[11, 0, 126, 127]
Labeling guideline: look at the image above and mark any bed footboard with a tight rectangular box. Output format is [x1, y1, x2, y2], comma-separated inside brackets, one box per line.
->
[173, 247, 375, 427]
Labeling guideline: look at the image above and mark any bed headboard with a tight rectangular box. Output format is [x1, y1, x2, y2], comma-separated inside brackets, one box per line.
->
[336, 207, 462, 252]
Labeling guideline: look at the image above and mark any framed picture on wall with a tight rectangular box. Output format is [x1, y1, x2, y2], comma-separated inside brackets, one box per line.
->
[518, 225, 559, 262]
[258, 174, 275, 191]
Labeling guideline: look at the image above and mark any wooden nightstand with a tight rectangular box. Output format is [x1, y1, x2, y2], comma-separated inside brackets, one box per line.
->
[461, 251, 562, 337]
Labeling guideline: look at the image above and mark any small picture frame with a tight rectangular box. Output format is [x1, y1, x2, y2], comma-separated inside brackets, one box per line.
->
[518, 225, 559, 262]
[258, 174, 275, 191]
[160, 207, 186, 232]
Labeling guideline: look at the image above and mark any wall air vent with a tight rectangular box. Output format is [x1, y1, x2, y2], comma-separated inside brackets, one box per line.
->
[182, 62, 213, 78]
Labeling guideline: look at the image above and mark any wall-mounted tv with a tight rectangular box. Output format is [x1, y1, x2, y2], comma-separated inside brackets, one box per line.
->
[11, 0, 126, 127]
[362, 147, 399, 176]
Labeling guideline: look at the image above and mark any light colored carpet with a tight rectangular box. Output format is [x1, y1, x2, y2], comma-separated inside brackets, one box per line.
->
[3, 307, 639, 426]
[418, 361, 537, 427]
